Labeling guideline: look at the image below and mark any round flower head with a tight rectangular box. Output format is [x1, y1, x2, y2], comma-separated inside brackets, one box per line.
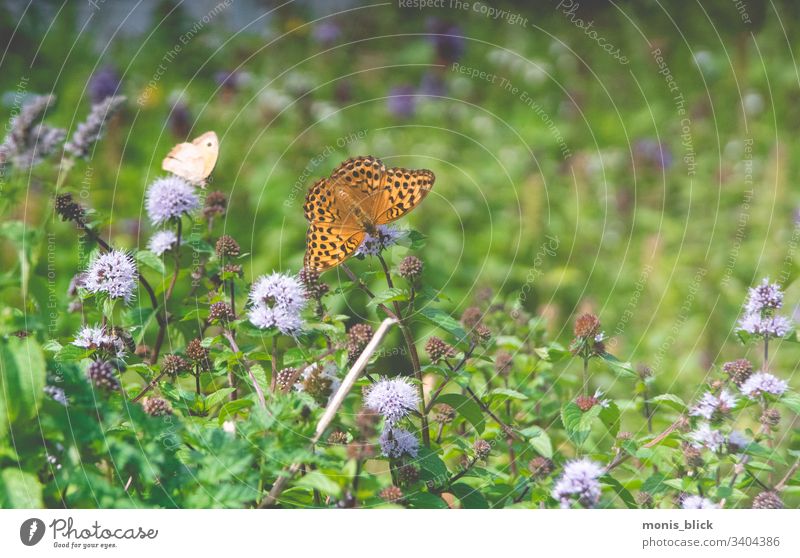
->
[745, 278, 783, 314]
[682, 495, 719, 509]
[690, 390, 737, 421]
[379, 426, 419, 458]
[247, 272, 306, 335]
[740, 372, 788, 399]
[738, 313, 791, 338]
[83, 250, 137, 303]
[727, 431, 749, 453]
[688, 423, 725, 452]
[551, 458, 603, 508]
[365, 376, 420, 425]
[249, 272, 306, 313]
[145, 176, 199, 226]
[147, 229, 178, 256]
[355, 225, 405, 257]
[72, 325, 127, 357]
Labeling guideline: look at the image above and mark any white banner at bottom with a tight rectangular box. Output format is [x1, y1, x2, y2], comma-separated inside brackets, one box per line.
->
[0, 509, 798, 557]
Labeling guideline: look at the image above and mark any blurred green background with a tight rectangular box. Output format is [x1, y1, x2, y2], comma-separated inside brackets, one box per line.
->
[2, 0, 800, 401]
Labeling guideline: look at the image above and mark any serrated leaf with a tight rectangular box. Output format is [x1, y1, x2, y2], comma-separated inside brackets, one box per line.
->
[295, 471, 341, 498]
[649, 394, 687, 412]
[406, 491, 448, 509]
[135, 249, 166, 275]
[218, 399, 254, 424]
[599, 401, 621, 437]
[601, 474, 637, 509]
[520, 425, 553, 458]
[489, 388, 528, 401]
[434, 393, 485, 434]
[205, 388, 235, 409]
[601, 354, 637, 379]
[419, 307, 467, 342]
[417, 447, 449, 488]
[450, 483, 489, 508]
[366, 288, 407, 308]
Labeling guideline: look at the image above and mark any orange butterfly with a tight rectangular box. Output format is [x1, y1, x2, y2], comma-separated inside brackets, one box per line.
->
[303, 156, 435, 272]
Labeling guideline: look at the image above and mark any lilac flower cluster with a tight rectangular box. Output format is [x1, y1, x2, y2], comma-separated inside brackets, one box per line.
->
[145, 176, 200, 226]
[740, 372, 788, 399]
[551, 458, 603, 508]
[365, 377, 420, 425]
[689, 390, 736, 421]
[147, 229, 178, 256]
[681, 495, 719, 509]
[737, 278, 792, 339]
[72, 324, 127, 358]
[247, 272, 306, 335]
[355, 225, 406, 257]
[83, 250, 137, 303]
[379, 427, 419, 458]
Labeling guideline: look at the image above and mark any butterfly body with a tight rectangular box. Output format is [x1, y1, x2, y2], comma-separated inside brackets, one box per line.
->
[162, 131, 219, 185]
[303, 156, 435, 271]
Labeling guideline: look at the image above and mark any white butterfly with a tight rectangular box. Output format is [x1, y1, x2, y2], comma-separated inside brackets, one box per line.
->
[162, 131, 219, 186]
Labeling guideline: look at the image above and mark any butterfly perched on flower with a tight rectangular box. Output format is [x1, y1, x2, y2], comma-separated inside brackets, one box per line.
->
[303, 156, 435, 271]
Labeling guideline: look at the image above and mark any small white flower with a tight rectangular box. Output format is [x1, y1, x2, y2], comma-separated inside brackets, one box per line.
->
[145, 176, 199, 226]
[740, 372, 788, 399]
[365, 377, 420, 425]
[551, 458, 604, 508]
[682, 495, 719, 509]
[355, 225, 406, 256]
[688, 423, 726, 452]
[83, 250, 137, 303]
[379, 426, 419, 458]
[690, 390, 737, 420]
[248, 272, 307, 335]
[727, 431, 749, 453]
[148, 229, 178, 256]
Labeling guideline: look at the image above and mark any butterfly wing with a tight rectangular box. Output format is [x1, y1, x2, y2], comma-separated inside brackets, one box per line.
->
[304, 221, 365, 271]
[329, 156, 388, 219]
[372, 166, 435, 224]
[191, 131, 219, 179]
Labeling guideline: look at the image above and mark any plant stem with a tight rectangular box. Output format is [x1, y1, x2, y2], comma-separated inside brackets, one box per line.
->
[223, 329, 266, 408]
[270, 335, 278, 392]
[131, 371, 166, 403]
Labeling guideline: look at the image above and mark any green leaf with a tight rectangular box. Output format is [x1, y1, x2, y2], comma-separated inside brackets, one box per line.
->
[601, 474, 637, 509]
[561, 401, 590, 445]
[450, 483, 489, 508]
[599, 401, 621, 437]
[521, 425, 553, 458]
[489, 388, 528, 401]
[641, 472, 668, 495]
[0, 336, 46, 430]
[218, 399, 254, 424]
[0, 468, 43, 507]
[649, 394, 687, 412]
[406, 491, 448, 509]
[601, 354, 637, 379]
[136, 249, 166, 275]
[205, 388, 235, 409]
[419, 307, 467, 342]
[366, 288, 407, 308]
[417, 447, 449, 488]
[295, 471, 341, 498]
[434, 393, 485, 434]
[744, 442, 787, 465]
[780, 392, 800, 414]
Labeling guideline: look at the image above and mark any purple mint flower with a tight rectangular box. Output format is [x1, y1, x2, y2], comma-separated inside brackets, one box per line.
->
[727, 431, 749, 453]
[419, 72, 446, 98]
[379, 426, 419, 458]
[682, 495, 719, 509]
[387, 85, 417, 119]
[745, 278, 783, 314]
[247, 272, 306, 334]
[145, 176, 200, 226]
[740, 372, 788, 399]
[365, 377, 420, 425]
[551, 458, 604, 508]
[312, 21, 341, 45]
[64, 95, 126, 159]
[83, 250, 137, 303]
[738, 313, 792, 338]
[355, 225, 405, 257]
[147, 229, 178, 256]
[688, 423, 725, 452]
[690, 390, 737, 421]
[426, 19, 465, 64]
[633, 138, 673, 170]
[44, 385, 68, 406]
[72, 324, 127, 357]
[88, 66, 121, 104]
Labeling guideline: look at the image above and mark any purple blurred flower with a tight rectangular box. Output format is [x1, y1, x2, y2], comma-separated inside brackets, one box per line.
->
[690, 390, 736, 421]
[745, 278, 783, 313]
[682, 495, 719, 509]
[387, 85, 417, 119]
[312, 21, 341, 45]
[738, 313, 792, 338]
[634, 138, 672, 170]
[427, 19, 465, 64]
[88, 66, 121, 104]
[365, 377, 419, 425]
[419, 72, 446, 98]
[145, 176, 200, 226]
[688, 423, 725, 452]
[551, 458, 603, 508]
[379, 427, 419, 458]
[169, 100, 192, 138]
